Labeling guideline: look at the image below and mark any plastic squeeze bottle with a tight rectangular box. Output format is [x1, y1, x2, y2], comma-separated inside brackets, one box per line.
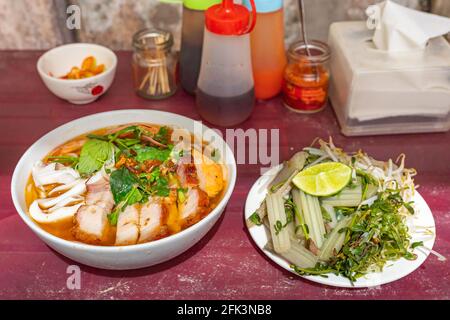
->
[179, 0, 221, 95]
[243, 0, 286, 100]
[196, 0, 257, 127]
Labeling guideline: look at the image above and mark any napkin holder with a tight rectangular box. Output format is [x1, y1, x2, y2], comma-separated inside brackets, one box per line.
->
[328, 21, 450, 136]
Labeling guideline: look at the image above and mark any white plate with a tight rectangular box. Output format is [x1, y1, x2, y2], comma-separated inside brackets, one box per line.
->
[245, 165, 436, 288]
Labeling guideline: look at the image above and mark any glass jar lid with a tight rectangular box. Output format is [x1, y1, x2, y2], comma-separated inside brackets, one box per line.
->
[288, 40, 331, 65]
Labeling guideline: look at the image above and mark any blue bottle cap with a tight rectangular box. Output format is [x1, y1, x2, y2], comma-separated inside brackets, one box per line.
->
[243, 0, 283, 13]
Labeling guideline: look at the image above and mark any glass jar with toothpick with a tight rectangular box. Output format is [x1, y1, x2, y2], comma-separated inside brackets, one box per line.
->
[132, 29, 177, 99]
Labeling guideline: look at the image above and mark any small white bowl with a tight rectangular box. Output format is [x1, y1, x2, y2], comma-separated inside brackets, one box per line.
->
[11, 110, 237, 270]
[37, 43, 117, 105]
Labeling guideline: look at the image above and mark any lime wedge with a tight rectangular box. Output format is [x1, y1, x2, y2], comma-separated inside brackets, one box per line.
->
[293, 162, 352, 196]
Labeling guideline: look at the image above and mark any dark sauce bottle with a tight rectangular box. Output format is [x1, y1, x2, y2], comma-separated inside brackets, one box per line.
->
[179, 0, 221, 95]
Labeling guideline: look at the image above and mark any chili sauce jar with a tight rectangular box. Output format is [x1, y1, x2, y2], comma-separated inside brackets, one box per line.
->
[282, 40, 331, 113]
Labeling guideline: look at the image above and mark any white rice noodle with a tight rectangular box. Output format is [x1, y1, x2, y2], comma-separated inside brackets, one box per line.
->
[47, 195, 84, 212]
[48, 179, 83, 196]
[29, 201, 83, 224]
[32, 161, 80, 187]
[30, 162, 87, 224]
[37, 180, 86, 209]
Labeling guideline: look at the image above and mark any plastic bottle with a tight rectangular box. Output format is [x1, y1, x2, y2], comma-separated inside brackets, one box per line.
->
[179, 0, 221, 95]
[243, 0, 286, 100]
[196, 0, 257, 127]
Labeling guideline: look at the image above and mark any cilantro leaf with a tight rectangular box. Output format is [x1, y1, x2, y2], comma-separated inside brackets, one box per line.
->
[154, 126, 169, 145]
[153, 176, 169, 197]
[127, 187, 143, 205]
[143, 167, 170, 197]
[411, 241, 424, 249]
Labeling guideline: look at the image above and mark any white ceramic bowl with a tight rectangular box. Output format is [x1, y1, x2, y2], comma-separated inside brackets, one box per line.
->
[37, 43, 117, 105]
[11, 110, 237, 270]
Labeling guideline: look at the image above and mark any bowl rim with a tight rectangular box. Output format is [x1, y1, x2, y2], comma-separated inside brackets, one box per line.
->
[36, 43, 118, 84]
[11, 109, 237, 253]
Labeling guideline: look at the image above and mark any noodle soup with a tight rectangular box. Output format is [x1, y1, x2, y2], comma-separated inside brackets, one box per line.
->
[26, 123, 226, 246]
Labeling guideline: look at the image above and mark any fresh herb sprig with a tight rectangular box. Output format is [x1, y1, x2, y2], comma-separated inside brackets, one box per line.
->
[108, 166, 171, 225]
[46, 155, 79, 167]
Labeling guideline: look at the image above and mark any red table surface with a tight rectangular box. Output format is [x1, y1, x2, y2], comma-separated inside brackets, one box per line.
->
[0, 51, 449, 300]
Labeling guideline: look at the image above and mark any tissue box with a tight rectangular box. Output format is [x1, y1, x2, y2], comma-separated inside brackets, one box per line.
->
[328, 21, 450, 136]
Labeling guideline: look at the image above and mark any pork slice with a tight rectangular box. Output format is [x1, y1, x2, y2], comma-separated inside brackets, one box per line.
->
[138, 200, 168, 243]
[179, 188, 209, 228]
[115, 205, 140, 246]
[176, 156, 199, 188]
[86, 177, 114, 212]
[72, 175, 114, 245]
[72, 205, 109, 244]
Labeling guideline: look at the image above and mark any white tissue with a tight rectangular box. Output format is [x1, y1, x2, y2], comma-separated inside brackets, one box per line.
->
[368, 0, 450, 52]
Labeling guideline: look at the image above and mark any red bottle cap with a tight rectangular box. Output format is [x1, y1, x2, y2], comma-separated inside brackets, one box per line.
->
[205, 0, 256, 35]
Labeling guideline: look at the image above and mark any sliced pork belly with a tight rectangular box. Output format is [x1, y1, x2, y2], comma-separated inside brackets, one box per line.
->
[176, 155, 199, 188]
[179, 188, 209, 228]
[115, 205, 140, 246]
[138, 200, 168, 243]
[72, 205, 109, 244]
[85, 176, 114, 211]
[72, 175, 114, 245]
[192, 149, 224, 198]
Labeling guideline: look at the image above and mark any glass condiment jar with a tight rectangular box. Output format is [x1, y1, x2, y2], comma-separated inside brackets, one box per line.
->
[132, 29, 177, 100]
[282, 40, 331, 113]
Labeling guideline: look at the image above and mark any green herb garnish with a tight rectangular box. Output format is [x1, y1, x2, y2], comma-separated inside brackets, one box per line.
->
[47, 155, 79, 167]
[77, 139, 113, 175]
[133, 145, 172, 162]
[411, 241, 424, 249]
[249, 212, 262, 226]
[177, 187, 188, 204]
[108, 167, 145, 225]
[154, 126, 169, 145]
[292, 189, 418, 283]
[109, 167, 140, 204]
